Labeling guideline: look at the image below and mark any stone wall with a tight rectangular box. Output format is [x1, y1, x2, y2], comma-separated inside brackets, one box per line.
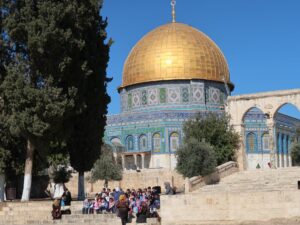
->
[67, 169, 184, 196]
[160, 190, 300, 224]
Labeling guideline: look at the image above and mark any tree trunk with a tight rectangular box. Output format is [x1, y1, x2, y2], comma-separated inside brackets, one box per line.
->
[78, 171, 85, 200]
[104, 179, 108, 188]
[0, 174, 5, 202]
[21, 139, 35, 201]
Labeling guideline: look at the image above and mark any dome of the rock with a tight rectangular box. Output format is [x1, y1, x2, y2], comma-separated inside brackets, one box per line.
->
[120, 22, 233, 90]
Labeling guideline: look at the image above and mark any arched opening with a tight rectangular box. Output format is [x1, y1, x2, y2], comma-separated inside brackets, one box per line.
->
[274, 103, 300, 167]
[139, 134, 148, 152]
[126, 135, 134, 152]
[246, 132, 257, 153]
[243, 107, 268, 169]
[169, 132, 179, 152]
[262, 133, 269, 151]
[152, 133, 161, 153]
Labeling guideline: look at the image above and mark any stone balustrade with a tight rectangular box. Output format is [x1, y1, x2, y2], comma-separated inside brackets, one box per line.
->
[185, 161, 239, 193]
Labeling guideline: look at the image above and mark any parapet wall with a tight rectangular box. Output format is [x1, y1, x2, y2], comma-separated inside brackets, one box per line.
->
[67, 169, 184, 196]
[185, 161, 239, 192]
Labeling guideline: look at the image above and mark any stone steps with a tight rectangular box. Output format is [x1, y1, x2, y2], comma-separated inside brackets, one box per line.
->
[0, 214, 159, 225]
[162, 217, 300, 225]
[0, 200, 160, 225]
[195, 167, 300, 193]
[160, 167, 300, 224]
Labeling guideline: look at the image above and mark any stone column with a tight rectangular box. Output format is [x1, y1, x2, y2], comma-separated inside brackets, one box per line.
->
[121, 155, 125, 170]
[237, 124, 247, 171]
[283, 134, 287, 168]
[133, 154, 137, 169]
[267, 121, 276, 169]
[141, 154, 145, 169]
[288, 137, 292, 167]
[278, 133, 282, 168]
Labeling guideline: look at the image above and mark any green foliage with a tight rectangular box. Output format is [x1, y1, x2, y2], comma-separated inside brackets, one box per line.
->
[0, 148, 9, 174]
[1, 0, 110, 180]
[0, 0, 7, 82]
[183, 113, 240, 165]
[295, 127, 300, 142]
[0, 114, 26, 176]
[291, 143, 300, 166]
[47, 142, 71, 184]
[1, 0, 77, 156]
[47, 141, 70, 167]
[65, 1, 111, 173]
[176, 138, 216, 178]
[90, 144, 122, 185]
[49, 165, 72, 184]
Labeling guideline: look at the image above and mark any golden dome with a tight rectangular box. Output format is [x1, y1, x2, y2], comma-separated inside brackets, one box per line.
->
[120, 22, 233, 90]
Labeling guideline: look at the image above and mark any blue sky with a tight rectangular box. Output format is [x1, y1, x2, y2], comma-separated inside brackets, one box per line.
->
[102, 0, 300, 118]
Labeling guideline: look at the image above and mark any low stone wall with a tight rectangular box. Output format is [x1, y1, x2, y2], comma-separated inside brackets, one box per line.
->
[160, 190, 300, 224]
[67, 169, 184, 196]
[67, 162, 236, 196]
[120, 169, 184, 192]
[185, 161, 238, 193]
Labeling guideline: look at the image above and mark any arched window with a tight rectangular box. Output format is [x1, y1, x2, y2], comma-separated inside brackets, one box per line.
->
[170, 132, 179, 152]
[139, 135, 147, 151]
[153, 133, 161, 152]
[126, 136, 134, 151]
[262, 133, 269, 150]
[247, 133, 256, 153]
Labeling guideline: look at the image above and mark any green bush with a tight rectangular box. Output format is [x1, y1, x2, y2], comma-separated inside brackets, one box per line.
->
[49, 165, 72, 184]
[291, 143, 300, 166]
[176, 138, 216, 178]
[90, 144, 122, 187]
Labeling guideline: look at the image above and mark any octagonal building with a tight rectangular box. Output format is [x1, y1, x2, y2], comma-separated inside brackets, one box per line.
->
[104, 22, 234, 170]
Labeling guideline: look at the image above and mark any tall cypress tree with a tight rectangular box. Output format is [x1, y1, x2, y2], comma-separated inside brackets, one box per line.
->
[1, 0, 78, 201]
[64, 1, 111, 200]
[1, 0, 110, 200]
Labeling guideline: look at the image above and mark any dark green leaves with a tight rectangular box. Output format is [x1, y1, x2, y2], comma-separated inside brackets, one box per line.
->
[90, 144, 122, 183]
[176, 138, 216, 178]
[176, 113, 240, 178]
[183, 113, 240, 165]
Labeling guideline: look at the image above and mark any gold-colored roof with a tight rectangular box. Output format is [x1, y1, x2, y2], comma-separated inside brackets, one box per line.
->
[121, 22, 233, 90]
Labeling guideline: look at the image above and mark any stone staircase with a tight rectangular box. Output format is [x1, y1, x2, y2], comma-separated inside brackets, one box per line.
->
[160, 167, 300, 225]
[197, 167, 300, 193]
[0, 201, 159, 225]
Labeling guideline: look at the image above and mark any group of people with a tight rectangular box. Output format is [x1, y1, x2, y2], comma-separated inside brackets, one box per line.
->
[82, 186, 161, 224]
[51, 183, 174, 223]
